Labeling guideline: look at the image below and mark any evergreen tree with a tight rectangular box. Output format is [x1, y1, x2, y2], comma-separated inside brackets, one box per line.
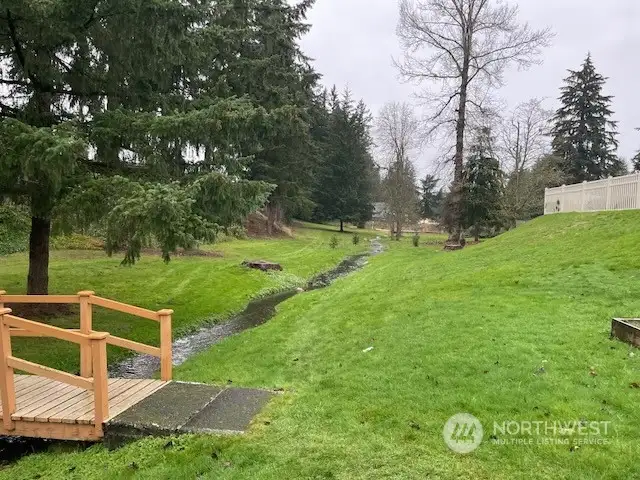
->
[463, 127, 504, 241]
[0, 0, 313, 294]
[314, 89, 375, 232]
[419, 174, 444, 220]
[552, 55, 619, 183]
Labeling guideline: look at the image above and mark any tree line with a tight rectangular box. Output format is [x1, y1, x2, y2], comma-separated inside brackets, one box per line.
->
[389, 0, 635, 243]
[0, 0, 378, 294]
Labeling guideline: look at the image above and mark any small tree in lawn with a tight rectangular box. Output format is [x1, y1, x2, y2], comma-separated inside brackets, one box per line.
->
[420, 174, 444, 220]
[552, 55, 620, 183]
[463, 127, 504, 241]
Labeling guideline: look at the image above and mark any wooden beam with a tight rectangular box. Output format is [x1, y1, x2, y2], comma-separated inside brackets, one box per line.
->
[159, 311, 173, 381]
[78, 291, 95, 378]
[90, 296, 159, 321]
[3, 315, 90, 346]
[90, 333, 109, 432]
[107, 335, 161, 357]
[6, 357, 93, 391]
[0, 312, 16, 430]
[0, 295, 80, 304]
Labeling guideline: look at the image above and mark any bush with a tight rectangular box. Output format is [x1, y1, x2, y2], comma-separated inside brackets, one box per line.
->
[412, 233, 420, 247]
[51, 234, 104, 251]
[0, 204, 30, 255]
[329, 235, 339, 249]
[352, 233, 361, 245]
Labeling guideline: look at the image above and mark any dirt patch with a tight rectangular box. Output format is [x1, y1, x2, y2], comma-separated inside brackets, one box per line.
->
[6, 303, 76, 318]
[245, 212, 293, 238]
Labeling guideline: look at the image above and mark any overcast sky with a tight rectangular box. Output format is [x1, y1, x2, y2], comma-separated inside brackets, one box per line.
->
[300, 0, 640, 176]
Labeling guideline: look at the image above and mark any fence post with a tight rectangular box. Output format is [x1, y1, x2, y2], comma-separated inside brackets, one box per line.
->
[90, 332, 109, 433]
[158, 309, 173, 381]
[0, 290, 5, 310]
[0, 308, 15, 431]
[635, 173, 640, 209]
[560, 185, 566, 212]
[605, 176, 613, 210]
[78, 291, 95, 378]
[580, 181, 587, 211]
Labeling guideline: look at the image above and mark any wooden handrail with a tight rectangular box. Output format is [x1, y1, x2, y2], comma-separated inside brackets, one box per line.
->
[0, 290, 173, 381]
[0, 308, 111, 432]
[90, 296, 160, 321]
[3, 315, 90, 346]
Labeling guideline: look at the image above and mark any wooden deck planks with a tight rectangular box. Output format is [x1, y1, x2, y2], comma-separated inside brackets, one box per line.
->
[0, 375, 167, 428]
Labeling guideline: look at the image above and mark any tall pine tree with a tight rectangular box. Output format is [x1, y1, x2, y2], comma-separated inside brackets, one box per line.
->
[552, 55, 619, 183]
[0, 0, 315, 294]
[313, 88, 375, 232]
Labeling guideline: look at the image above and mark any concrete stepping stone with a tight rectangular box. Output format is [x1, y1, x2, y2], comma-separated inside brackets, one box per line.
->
[182, 388, 274, 434]
[103, 382, 273, 448]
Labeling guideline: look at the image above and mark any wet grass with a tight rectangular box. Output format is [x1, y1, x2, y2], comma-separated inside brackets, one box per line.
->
[4, 211, 640, 479]
[0, 224, 378, 373]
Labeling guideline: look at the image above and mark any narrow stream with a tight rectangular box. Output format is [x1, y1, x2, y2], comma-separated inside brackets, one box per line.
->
[0, 238, 383, 463]
[109, 238, 383, 379]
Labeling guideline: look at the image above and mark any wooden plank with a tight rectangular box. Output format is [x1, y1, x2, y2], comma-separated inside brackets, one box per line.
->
[0, 316, 15, 430]
[90, 296, 159, 322]
[7, 357, 93, 391]
[51, 379, 140, 424]
[1, 295, 80, 304]
[33, 389, 88, 423]
[14, 380, 75, 414]
[15, 384, 81, 421]
[3, 316, 90, 346]
[103, 380, 167, 421]
[108, 335, 160, 357]
[14, 376, 51, 397]
[0, 419, 100, 441]
[9, 329, 48, 338]
[79, 292, 93, 378]
[72, 379, 157, 424]
[91, 334, 109, 431]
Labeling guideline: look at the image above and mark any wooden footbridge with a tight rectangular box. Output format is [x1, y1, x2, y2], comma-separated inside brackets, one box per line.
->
[0, 290, 173, 441]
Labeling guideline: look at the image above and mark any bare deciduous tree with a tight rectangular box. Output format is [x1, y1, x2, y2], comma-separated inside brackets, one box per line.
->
[376, 102, 421, 239]
[499, 98, 552, 177]
[396, 0, 552, 246]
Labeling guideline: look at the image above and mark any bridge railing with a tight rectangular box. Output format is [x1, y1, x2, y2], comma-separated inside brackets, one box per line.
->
[0, 291, 173, 432]
[0, 309, 109, 433]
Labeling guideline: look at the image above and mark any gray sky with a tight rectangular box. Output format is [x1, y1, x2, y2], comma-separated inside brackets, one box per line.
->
[300, 0, 640, 176]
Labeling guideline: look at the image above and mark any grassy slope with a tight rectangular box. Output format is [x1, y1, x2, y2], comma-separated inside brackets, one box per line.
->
[4, 212, 640, 479]
[0, 225, 375, 372]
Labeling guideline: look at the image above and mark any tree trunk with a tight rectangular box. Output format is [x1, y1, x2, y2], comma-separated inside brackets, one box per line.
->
[474, 223, 480, 242]
[447, 43, 471, 246]
[27, 217, 51, 295]
[339, 219, 344, 232]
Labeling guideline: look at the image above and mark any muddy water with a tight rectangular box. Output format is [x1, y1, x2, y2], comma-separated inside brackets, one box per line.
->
[109, 238, 383, 379]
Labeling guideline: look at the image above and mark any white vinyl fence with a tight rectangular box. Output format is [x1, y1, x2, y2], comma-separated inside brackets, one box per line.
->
[544, 173, 640, 214]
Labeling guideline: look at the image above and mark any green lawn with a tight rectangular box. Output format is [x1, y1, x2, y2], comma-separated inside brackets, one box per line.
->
[0, 224, 378, 372]
[4, 212, 640, 479]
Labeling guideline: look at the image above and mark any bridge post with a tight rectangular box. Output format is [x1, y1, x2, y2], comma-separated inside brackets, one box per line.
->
[90, 332, 109, 434]
[0, 308, 15, 431]
[158, 309, 173, 381]
[0, 290, 5, 310]
[78, 291, 95, 378]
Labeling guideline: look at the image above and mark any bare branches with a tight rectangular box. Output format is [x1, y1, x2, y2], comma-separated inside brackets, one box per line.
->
[498, 98, 552, 175]
[376, 102, 423, 169]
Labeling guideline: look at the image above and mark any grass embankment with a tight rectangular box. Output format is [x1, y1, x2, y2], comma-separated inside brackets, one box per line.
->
[5, 211, 640, 479]
[0, 224, 376, 372]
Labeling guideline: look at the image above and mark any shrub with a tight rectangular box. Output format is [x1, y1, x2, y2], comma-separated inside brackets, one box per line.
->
[412, 233, 420, 247]
[0, 204, 30, 255]
[352, 233, 361, 245]
[329, 235, 339, 249]
[51, 234, 104, 251]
